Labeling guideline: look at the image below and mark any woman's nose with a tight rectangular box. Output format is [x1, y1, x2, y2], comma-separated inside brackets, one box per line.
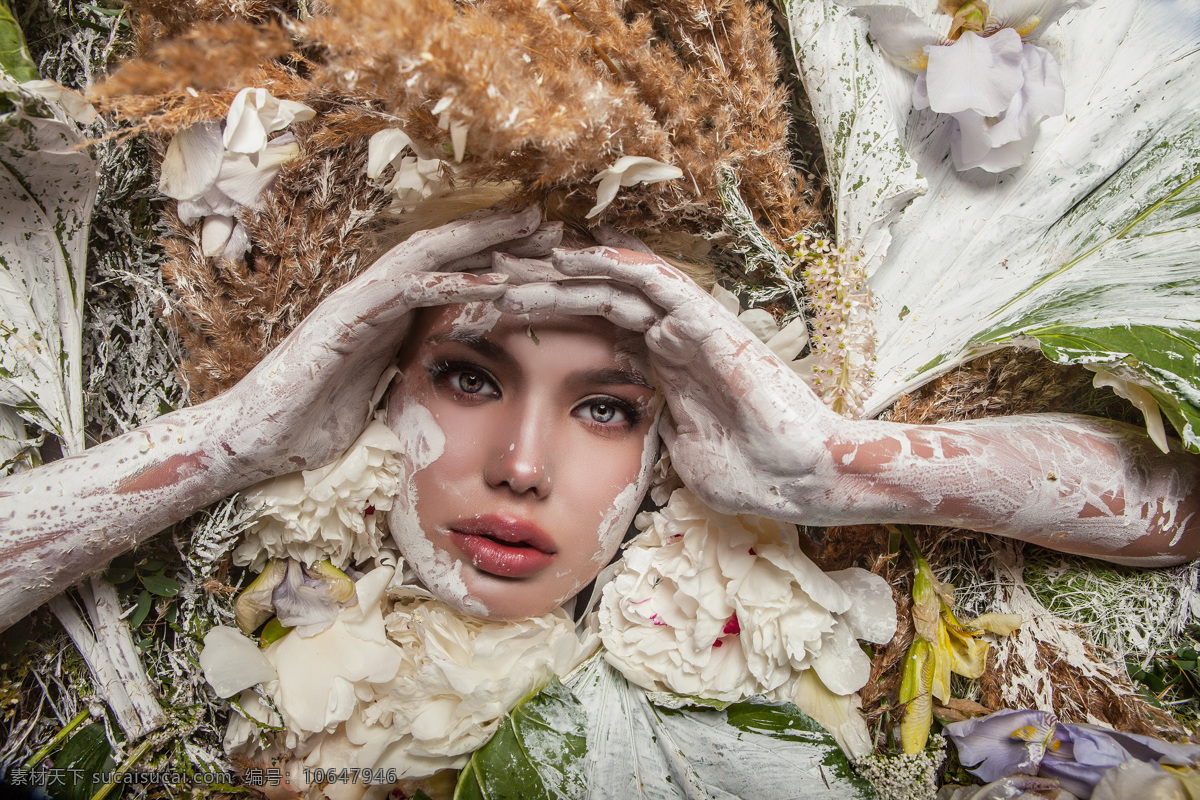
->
[483, 409, 552, 498]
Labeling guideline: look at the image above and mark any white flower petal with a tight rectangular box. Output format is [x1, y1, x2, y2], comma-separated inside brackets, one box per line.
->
[827, 568, 897, 644]
[766, 317, 810, 362]
[737, 309, 780, 343]
[586, 171, 625, 219]
[223, 221, 253, 263]
[988, 0, 1094, 40]
[1092, 368, 1169, 454]
[925, 29, 1025, 117]
[201, 214, 235, 258]
[449, 120, 469, 163]
[367, 129, 413, 179]
[587, 156, 682, 219]
[811, 622, 872, 695]
[785, 669, 872, 759]
[20, 79, 98, 124]
[158, 122, 224, 201]
[224, 87, 315, 155]
[710, 284, 742, 316]
[214, 135, 299, 208]
[840, 2, 945, 72]
[200, 626, 277, 698]
[224, 88, 270, 155]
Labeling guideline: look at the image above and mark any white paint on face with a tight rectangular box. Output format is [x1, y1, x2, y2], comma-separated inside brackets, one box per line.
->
[385, 395, 487, 616]
[590, 409, 662, 570]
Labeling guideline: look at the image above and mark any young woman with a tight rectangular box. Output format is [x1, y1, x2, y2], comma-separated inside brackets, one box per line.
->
[1, 206, 1198, 631]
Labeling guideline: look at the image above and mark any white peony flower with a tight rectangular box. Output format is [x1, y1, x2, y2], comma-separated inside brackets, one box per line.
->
[235, 420, 405, 570]
[359, 587, 596, 776]
[842, 0, 1093, 172]
[221, 565, 595, 792]
[586, 156, 683, 219]
[597, 488, 895, 755]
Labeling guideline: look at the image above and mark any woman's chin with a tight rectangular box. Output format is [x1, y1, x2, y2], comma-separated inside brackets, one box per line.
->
[452, 569, 576, 621]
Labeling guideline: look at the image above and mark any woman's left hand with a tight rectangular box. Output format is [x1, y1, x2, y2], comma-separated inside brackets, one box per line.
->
[497, 245, 841, 519]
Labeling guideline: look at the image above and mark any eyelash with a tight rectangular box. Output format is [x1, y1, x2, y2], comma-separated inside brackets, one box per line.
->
[426, 360, 643, 431]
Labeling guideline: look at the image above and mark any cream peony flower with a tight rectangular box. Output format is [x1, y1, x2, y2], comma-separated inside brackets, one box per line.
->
[235, 421, 405, 570]
[220, 565, 596, 794]
[598, 488, 896, 756]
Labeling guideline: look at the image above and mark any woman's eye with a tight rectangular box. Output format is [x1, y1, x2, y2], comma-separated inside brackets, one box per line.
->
[579, 399, 630, 426]
[450, 370, 496, 396]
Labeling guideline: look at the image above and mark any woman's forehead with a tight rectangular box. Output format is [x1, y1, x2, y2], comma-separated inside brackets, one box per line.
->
[416, 302, 646, 354]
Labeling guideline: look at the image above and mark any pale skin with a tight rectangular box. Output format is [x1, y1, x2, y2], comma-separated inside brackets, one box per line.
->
[0, 208, 1197, 631]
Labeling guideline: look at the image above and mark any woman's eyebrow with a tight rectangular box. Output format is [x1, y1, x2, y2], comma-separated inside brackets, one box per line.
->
[426, 331, 511, 365]
[580, 367, 652, 389]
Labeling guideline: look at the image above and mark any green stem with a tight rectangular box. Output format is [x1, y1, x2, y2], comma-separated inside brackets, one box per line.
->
[23, 708, 90, 770]
[90, 737, 154, 800]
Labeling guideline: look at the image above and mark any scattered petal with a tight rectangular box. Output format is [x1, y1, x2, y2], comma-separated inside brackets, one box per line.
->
[200, 626, 277, 698]
[224, 87, 315, 155]
[234, 559, 288, 633]
[587, 156, 683, 218]
[367, 128, 413, 179]
[1092, 368, 1169, 453]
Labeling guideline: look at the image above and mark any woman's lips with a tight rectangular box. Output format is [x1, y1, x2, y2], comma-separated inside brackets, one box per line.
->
[449, 515, 557, 578]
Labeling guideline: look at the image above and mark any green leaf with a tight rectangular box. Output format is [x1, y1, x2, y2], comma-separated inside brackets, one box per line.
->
[141, 573, 180, 597]
[129, 589, 151, 627]
[54, 721, 120, 800]
[103, 564, 135, 584]
[1030, 325, 1200, 451]
[0, 0, 37, 83]
[793, 0, 1200, 439]
[563, 653, 876, 799]
[454, 678, 587, 800]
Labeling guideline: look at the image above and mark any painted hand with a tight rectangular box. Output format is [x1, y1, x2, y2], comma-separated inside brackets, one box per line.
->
[217, 207, 553, 481]
[497, 244, 839, 519]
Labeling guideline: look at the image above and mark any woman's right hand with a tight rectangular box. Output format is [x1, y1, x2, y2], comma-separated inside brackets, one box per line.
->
[497, 244, 842, 521]
[214, 207, 555, 482]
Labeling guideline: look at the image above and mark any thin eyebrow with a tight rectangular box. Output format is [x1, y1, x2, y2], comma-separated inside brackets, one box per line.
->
[580, 367, 652, 390]
[426, 331, 513, 366]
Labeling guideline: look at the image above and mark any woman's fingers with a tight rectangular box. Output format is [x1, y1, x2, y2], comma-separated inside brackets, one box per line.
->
[490, 254, 568, 284]
[550, 247, 714, 314]
[497, 280, 661, 332]
[442, 221, 563, 272]
[376, 206, 543, 271]
[591, 223, 654, 254]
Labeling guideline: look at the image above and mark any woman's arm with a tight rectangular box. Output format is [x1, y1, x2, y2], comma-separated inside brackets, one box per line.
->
[500, 246, 1200, 565]
[0, 208, 552, 630]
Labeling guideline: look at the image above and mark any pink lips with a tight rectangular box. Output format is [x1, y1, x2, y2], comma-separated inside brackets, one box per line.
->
[449, 514, 557, 578]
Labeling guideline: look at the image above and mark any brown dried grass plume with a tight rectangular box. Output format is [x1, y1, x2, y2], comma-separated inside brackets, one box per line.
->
[96, 0, 817, 396]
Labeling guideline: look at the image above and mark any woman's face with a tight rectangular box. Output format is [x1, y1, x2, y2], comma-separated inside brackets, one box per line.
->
[385, 303, 660, 619]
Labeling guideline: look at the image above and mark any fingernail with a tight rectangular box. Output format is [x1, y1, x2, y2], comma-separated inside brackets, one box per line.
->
[481, 273, 509, 284]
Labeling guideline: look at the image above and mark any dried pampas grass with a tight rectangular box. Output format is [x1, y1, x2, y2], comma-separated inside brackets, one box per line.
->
[94, 0, 817, 395]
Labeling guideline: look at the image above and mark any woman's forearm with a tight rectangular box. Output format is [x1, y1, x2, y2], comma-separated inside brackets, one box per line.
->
[0, 404, 245, 630]
[805, 413, 1200, 565]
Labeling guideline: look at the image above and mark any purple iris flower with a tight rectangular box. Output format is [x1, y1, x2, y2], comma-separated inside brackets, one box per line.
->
[945, 709, 1200, 799]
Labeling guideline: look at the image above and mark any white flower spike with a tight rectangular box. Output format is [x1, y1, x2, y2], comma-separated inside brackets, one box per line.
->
[587, 156, 683, 218]
[842, 0, 1092, 172]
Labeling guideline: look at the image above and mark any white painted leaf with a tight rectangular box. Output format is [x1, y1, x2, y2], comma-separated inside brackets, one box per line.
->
[788, 0, 926, 276]
[564, 653, 874, 799]
[791, 0, 1200, 449]
[0, 80, 96, 455]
